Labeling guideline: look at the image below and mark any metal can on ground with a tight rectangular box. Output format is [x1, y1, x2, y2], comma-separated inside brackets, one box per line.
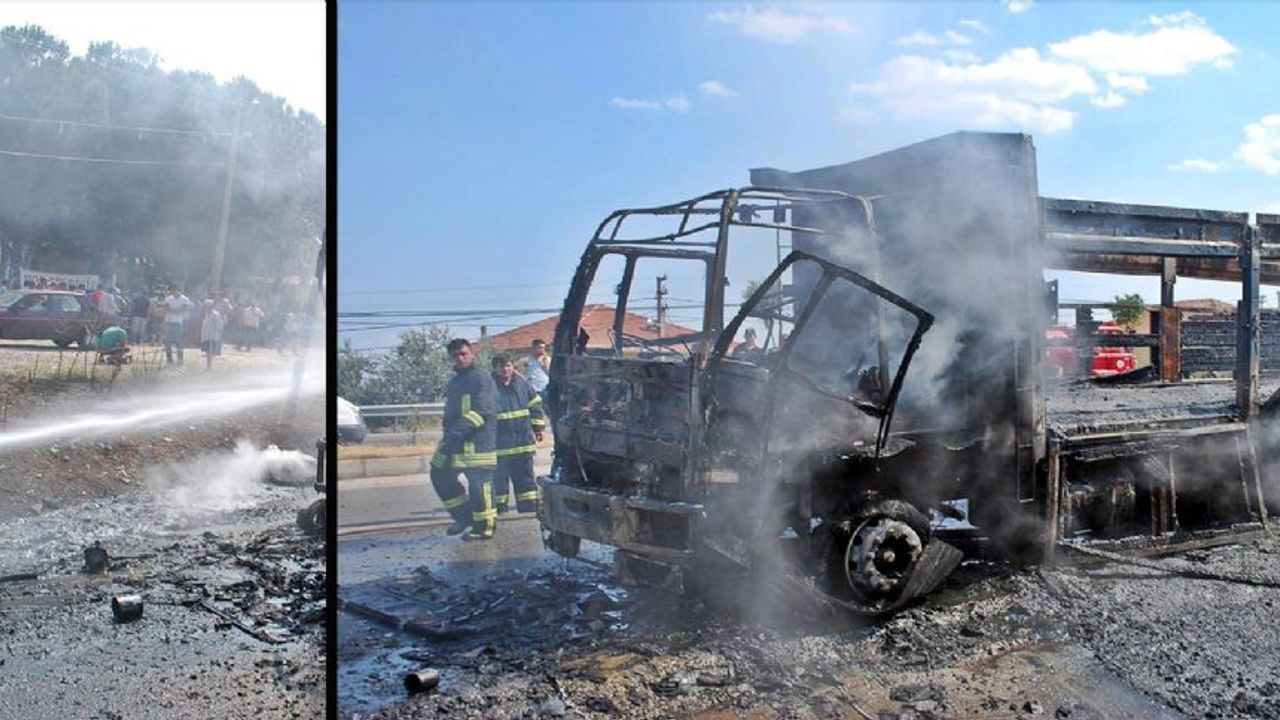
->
[111, 594, 144, 623]
[404, 668, 440, 694]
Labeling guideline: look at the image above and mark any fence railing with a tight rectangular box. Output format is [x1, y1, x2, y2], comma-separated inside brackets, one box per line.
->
[358, 403, 444, 420]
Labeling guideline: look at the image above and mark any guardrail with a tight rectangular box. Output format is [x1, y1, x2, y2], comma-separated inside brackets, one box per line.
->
[358, 403, 444, 419]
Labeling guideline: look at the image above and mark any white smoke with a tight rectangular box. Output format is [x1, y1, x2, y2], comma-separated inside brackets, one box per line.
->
[148, 439, 316, 516]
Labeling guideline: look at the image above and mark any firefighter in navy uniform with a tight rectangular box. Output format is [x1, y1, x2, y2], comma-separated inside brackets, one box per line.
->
[430, 338, 499, 540]
[489, 354, 546, 513]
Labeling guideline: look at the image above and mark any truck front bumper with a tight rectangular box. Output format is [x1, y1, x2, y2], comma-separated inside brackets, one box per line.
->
[536, 476, 704, 562]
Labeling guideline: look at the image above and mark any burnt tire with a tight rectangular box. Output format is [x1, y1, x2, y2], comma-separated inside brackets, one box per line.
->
[297, 498, 325, 538]
[817, 499, 932, 614]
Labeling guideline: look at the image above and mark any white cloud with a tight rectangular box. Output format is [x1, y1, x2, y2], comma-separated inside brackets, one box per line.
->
[3, 1, 325, 118]
[1004, 0, 1033, 13]
[1168, 159, 1223, 172]
[1234, 114, 1280, 175]
[1049, 12, 1237, 76]
[894, 30, 941, 47]
[1090, 92, 1126, 108]
[959, 19, 989, 34]
[1106, 72, 1150, 93]
[945, 50, 982, 64]
[895, 28, 973, 47]
[708, 5, 851, 44]
[664, 96, 691, 113]
[611, 97, 662, 110]
[610, 96, 691, 113]
[848, 49, 1094, 134]
[698, 80, 738, 97]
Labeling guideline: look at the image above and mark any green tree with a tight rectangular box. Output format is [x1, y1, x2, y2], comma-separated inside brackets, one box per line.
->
[337, 338, 377, 403]
[1113, 293, 1145, 329]
[359, 326, 455, 405]
[0, 25, 324, 294]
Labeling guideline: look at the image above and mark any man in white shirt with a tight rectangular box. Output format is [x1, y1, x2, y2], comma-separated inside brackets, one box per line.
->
[521, 339, 550, 401]
[200, 300, 225, 369]
[238, 301, 265, 351]
[162, 286, 192, 365]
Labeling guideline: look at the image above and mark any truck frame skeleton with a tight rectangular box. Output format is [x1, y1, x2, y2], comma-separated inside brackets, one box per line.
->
[537, 132, 1278, 615]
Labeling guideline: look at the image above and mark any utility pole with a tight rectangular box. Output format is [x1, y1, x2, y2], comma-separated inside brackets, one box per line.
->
[655, 275, 668, 338]
[210, 102, 245, 294]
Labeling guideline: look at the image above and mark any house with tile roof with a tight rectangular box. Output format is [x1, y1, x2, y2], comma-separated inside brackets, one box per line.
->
[480, 303, 697, 352]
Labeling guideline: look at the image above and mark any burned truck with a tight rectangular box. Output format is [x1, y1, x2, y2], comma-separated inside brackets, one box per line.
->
[537, 131, 1278, 615]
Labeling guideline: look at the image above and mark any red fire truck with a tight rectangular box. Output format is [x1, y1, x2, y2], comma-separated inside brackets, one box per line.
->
[1045, 320, 1137, 377]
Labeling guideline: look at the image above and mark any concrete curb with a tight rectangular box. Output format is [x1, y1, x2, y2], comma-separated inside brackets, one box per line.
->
[337, 455, 429, 481]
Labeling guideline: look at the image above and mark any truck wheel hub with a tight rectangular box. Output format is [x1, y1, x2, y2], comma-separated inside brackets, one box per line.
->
[845, 518, 923, 596]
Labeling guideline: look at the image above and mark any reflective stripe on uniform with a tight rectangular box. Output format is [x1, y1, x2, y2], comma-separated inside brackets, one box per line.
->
[452, 440, 496, 467]
[496, 444, 536, 457]
[451, 452, 497, 467]
[473, 482, 496, 522]
[530, 417, 547, 428]
[516, 490, 539, 502]
[495, 409, 530, 420]
[461, 394, 484, 429]
[442, 494, 469, 510]
[527, 394, 543, 407]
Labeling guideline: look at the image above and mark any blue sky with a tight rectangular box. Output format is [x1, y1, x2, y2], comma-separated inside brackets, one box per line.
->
[339, 1, 1280, 351]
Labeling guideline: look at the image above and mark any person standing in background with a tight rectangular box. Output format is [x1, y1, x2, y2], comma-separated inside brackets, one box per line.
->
[200, 300, 225, 370]
[129, 288, 150, 344]
[238, 300, 265, 351]
[430, 339, 499, 541]
[162, 286, 192, 365]
[521, 339, 550, 403]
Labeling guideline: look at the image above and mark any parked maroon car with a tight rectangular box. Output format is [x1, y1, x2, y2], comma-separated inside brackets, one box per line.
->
[0, 290, 106, 348]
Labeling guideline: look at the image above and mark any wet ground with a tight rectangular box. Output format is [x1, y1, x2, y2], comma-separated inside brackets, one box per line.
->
[0, 464, 326, 719]
[0, 349, 326, 719]
[339, 511, 1280, 719]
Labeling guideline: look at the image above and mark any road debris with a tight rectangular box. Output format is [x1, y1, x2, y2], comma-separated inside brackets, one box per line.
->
[403, 669, 440, 694]
[111, 594, 144, 623]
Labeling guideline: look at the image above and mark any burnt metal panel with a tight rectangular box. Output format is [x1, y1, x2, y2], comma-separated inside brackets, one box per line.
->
[1179, 312, 1280, 374]
[1159, 308, 1181, 382]
[1046, 233, 1240, 258]
[751, 131, 1047, 503]
[537, 479, 701, 560]
[1238, 226, 1261, 417]
[556, 355, 695, 470]
[1049, 254, 1280, 284]
[1041, 197, 1248, 242]
[1259, 213, 1280, 247]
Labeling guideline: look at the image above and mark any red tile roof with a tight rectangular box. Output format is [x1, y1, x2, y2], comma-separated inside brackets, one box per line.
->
[480, 304, 698, 351]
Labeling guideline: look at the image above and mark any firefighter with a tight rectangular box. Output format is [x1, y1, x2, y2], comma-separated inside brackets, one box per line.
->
[430, 338, 499, 541]
[490, 353, 545, 513]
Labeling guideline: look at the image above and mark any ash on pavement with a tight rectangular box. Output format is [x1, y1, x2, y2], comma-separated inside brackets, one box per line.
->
[339, 511, 1280, 720]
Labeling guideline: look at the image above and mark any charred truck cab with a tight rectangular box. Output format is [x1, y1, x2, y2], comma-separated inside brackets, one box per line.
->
[539, 132, 1275, 615]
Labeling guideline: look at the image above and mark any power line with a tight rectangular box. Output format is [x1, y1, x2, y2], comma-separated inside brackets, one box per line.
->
[0, 147, 224, 166]
[339, 307, 563, 318]
[339, 281, 567, 296]
[0, 110, 233, 137]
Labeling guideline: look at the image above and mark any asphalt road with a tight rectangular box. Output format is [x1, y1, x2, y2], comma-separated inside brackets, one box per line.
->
[337, 446, 552, 536]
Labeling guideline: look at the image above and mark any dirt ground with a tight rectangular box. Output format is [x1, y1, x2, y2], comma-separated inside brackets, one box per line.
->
[0, 340, 323, 523]
[339, 516, 1280, 720]
[0, 343, 327, 719]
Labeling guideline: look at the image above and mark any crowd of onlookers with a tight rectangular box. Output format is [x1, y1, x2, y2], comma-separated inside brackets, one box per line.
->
[132, 287, 316, 367]
[9, 278, 316, 368]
